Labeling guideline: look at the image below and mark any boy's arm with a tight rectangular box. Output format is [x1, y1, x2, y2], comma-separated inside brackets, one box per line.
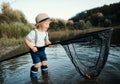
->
[45, 39, 53, 48]
[45, 39, 51, 45]
[25, 38, 38, 52]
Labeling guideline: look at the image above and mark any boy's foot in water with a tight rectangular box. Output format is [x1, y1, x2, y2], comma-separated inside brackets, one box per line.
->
[31, 77, 44, 84]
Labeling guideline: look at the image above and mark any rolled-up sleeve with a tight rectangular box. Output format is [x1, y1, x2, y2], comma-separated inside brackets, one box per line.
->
[26, 30, 35, 42]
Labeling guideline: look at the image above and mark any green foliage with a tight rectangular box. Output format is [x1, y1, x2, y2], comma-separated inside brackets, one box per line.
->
[69, 2, 120, 27]
[0, 38, 24, 47]
[79, 20, 86, 29]
[49, 19, 67, 31]
[0, 2, 28, 24]
[0, 14, 10, 23]
[73, 22, 80, 29]
[0, 23, 31, 38]
[57, 20, 66, 29]
[50, 21, 59, 31]
[85, 20, 92, 28]
[66, 20, 74, 30]
[104, 19, 112, 27]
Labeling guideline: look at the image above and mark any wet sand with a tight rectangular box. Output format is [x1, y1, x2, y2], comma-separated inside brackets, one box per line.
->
[0, 45, 120, 84]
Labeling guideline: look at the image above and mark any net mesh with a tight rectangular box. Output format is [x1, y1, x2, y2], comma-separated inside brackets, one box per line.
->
[61, 29, 113, 79]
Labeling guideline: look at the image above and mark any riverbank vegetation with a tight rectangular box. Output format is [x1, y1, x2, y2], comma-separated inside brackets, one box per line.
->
[0, 2, 120, 61]
[0, 2, 120, 47]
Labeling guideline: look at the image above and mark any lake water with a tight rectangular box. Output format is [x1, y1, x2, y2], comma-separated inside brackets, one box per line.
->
[0, 45, 120, 84]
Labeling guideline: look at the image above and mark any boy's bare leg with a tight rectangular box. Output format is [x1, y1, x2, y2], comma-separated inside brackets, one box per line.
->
[41, 60, 47, 66]
[34, 63, 41, 68]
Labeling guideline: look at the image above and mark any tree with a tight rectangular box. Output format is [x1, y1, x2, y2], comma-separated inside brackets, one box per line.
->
[1, 2, 12, 16]
[73, 22, 80, 29]
[0, 14, 10, 23]
[104, 19, 112, 27]
[79, 20, 86, 29]
[13, 9, 27, 23]
[85, 20, 92, 28]
[1, 2, 28, 24]
[66, 20, 74, 30]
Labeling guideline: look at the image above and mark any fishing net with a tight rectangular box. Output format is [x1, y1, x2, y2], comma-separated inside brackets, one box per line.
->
[60, 28, 113, 79]
[0, 28, 113, 80]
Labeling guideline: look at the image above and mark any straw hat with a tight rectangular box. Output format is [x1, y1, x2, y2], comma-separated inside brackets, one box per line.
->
[35, 13, 50, 26]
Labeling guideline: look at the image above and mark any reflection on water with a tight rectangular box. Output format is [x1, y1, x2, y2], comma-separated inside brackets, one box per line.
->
[0, 45, 120, 84]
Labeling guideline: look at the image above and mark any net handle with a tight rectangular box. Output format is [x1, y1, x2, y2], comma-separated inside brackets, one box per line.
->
[0, 28, 112, 62]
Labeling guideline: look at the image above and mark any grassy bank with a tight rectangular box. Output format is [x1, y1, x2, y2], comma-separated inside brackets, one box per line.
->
[0, 23, 31, 39]
[49, 28, 104, 42]
[0, 22, 31, 47]
[0, 38, 24, 47]
[0, 24, 120, 47]
[0, 28, 104, 47]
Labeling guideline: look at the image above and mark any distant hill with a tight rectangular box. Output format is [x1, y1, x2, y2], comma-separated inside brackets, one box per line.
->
[69, 2, 120, 27]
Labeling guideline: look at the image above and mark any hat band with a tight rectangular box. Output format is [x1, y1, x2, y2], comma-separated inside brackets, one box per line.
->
[37, 17, 49, 24]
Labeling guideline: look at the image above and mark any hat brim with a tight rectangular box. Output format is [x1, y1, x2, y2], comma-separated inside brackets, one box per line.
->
[35, 17, 51, 26]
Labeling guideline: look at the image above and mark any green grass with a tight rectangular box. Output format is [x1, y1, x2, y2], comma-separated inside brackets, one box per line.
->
[0, 22, 31, 47]
[0, 27, 106, 47]
[0, 22, 31, 38]
[0, 22, 112, 47]
[0, 38, 24, 47]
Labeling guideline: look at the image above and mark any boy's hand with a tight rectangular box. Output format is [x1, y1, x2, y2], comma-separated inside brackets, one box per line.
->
[31, 46, 38, 52]
[48, 44, 54, 48]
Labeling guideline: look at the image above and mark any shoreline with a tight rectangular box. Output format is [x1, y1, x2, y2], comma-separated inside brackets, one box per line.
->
[0, 45, 21, 57]
[0, 28, 119, 61]
[0, 44, 29, 62]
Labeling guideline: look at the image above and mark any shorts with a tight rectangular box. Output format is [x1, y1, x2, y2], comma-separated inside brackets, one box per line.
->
[30, 47, 47, 64]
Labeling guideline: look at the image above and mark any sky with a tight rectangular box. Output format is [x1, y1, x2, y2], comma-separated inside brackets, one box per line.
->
[0, 0, 119, 23]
